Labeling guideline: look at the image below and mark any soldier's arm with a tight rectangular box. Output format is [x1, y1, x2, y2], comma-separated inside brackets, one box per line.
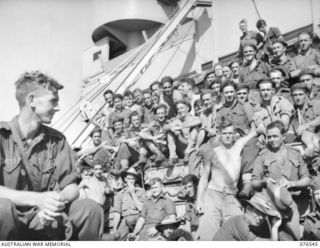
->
[60, 183, 79, 203]
[181, 116, 202, 129]
[129, 189, 144, 212]
[132, 217, 146, 236]
[196, 152, 212, 213]
[251, 156, 267, 191]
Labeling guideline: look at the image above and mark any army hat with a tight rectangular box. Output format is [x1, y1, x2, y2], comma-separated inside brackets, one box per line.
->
[299, 68, 315, 78]
[112, 115, 124, 125]
[272, 37, 288, 47]
[291, 83, 309, 93]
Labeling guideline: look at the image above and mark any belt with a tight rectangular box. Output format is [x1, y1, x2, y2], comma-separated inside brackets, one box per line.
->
[208, 183, 237, 195]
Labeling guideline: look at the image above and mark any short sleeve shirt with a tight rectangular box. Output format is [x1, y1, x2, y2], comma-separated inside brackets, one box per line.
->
[114, 186, 145, 216]
[239, 60, 270, 89]
[140, 195, 176, 225]
[216, 100, 254, 134]
[292, 100, 320, 133]
[253, 96, 294, 127]
[252, 145, 310, 183]
[270, 56, 292, 85]
[290, 49, 320, 74]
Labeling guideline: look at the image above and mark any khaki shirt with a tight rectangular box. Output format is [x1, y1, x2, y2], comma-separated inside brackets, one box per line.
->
[0, 117, 77, 192]
[140, 194, 176, 225]
[252, 145, 309, 183]
[114, 186, 145, 217]
[292, 99, 320, 133]
[254, 96, 294, 127]
[290, 49, 320, 72]
[216, 100, 254, 135]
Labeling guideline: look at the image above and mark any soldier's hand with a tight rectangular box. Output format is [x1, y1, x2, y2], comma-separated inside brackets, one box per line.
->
[147, 227, 158, 238]
[127, 233, 136, 241]
[296, 124, 309, 136]
[270, 216, 282, 229]
[37, 191, 66, 214]
[127, 183, 135, 194]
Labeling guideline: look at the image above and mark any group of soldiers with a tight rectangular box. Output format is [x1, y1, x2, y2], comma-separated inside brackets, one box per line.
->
[1, 18, 320, 241]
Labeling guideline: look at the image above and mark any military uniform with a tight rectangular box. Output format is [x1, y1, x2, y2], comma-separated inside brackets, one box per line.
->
[114, 186, 145, 240]
[0, 118, 103, 240]
[216, 100, 254, 135]
[252, 145, 310, 240]
[289, 48, 320, 85]
[253, 95, 294, 127]
[292, 99, 320, 134]
[138, 194, 176, 241]
[303, 209, 320, 240]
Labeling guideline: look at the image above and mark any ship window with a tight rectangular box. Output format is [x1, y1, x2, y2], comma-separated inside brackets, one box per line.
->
[93, 50, 102, 61]
[201, 61, 213, 71]
[109, 39, 127, 60]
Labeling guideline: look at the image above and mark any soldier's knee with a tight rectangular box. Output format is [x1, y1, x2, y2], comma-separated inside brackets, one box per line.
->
[125, 215, 138, 227]
[77, 199, 103, 219]
[0, 198, 16, 218]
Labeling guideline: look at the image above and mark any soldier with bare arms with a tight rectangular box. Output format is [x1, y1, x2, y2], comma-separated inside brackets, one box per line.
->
[79, 163, 113, 206]
[196, 120, 262, 240]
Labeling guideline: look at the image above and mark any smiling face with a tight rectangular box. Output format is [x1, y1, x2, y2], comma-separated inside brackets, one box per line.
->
[266, 127, 284, 150]
[243, 46, 256, 62]
[31, 88, 60, 124]
[272, 42, 286, 58]
[156, 107, 166, 122]
[184, 182, 195, 198]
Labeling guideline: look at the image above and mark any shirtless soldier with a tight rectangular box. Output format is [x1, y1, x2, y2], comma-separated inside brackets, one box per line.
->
[196, 119, 262, 240]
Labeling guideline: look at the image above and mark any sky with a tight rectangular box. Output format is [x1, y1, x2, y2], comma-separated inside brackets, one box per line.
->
[0, 0, 94, 121]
